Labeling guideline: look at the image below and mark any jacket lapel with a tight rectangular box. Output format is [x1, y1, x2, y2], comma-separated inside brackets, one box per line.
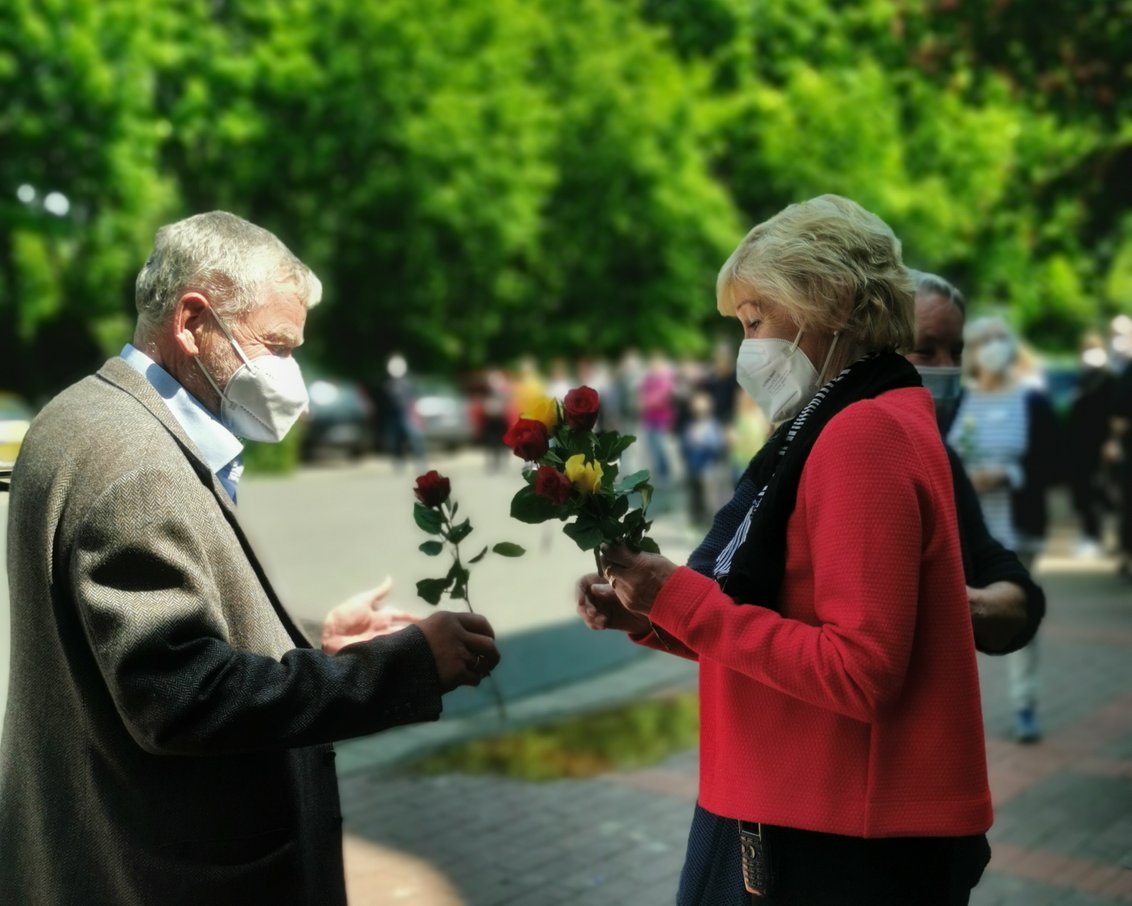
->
[96, 358, 314, 649]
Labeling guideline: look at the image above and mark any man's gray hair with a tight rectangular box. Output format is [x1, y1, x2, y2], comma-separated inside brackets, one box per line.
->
[909, 269, 966, 315]
[134, 211, 321, 331]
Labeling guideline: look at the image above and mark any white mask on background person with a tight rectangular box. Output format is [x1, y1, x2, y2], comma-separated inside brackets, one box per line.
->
[975, 337, 1014, 376]
[915, 365, 962, 433]
[736, 330, 837, 423]
[196, 308, 309, 443]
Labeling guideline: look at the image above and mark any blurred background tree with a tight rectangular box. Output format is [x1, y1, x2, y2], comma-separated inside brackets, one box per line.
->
[2, 0, 1129, 402]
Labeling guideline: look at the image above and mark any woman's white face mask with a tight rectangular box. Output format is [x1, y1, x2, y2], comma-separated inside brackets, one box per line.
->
[196, 309, 309, 443]
[736, 330, 837, 423]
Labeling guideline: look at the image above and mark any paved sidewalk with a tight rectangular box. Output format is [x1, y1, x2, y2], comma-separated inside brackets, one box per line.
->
[335, 552, 1132, 905]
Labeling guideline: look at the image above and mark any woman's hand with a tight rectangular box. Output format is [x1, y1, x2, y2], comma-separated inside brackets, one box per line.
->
[575, 572, 651, 634]
[598, 543, 679, 618]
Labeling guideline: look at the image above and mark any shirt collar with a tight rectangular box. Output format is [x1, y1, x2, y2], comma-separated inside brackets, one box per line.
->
[120, 344, 243, 478]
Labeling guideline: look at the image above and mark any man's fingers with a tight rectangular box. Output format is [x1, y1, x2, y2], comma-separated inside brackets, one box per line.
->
[454, 611, 495, 638]
[366, 576, 395, 609]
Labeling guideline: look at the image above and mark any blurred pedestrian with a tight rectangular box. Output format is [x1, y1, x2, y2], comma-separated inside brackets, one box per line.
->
[908, 272, 1045, 657]
[1110, 355, 1132, 578]
[0, 211, 500, 905]
[1067, 334, 1116, 557]
[680, 390, 727, 528]
[948, 315, 1056, 743]
[726, 392, 771, 485]
[382, 352, 427, 473]
[638, 352, 676, 493]
[704, 338, 739, 428]
[480, 368, 512, 472]
[578, 196, 991, 905]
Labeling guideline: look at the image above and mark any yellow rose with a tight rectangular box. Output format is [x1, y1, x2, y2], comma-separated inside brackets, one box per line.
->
[564, 454, 604, 495]
[522, 395, 559, 429]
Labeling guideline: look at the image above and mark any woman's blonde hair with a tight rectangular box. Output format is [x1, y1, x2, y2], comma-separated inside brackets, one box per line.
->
[716, 195, 914, 365]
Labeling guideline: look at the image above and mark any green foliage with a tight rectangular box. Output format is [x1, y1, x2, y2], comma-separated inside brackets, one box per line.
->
[241, 427, 304, 475]
[409, 692, 700, 780]
[4, 0, 1130, 407]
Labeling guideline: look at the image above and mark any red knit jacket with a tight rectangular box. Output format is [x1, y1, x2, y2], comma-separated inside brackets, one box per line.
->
[639, 387, 993, 838]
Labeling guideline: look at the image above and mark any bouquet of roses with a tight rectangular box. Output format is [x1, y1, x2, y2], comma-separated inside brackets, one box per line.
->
[504, 385, 659, 568]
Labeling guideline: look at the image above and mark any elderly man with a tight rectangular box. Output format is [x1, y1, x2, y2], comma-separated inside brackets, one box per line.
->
[0, 212, 499, 904]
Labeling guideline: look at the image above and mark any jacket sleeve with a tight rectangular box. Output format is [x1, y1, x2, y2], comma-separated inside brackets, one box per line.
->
[648, 405, 928, 722]
[69, 465, 443, 756]
[948, 444, 1045, 654]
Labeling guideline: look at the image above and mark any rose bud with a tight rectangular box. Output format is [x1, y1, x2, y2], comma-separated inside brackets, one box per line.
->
[563, 386, 600, 431]
[522, 395, 559, 429]
[564, 453, 604, 494]
[533, 465, 572, 505]
[503, 418, 551, 461]
[414, 470, 451, 508]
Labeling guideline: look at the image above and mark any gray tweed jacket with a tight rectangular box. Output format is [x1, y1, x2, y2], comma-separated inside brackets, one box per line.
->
[0, 358, 442, 905]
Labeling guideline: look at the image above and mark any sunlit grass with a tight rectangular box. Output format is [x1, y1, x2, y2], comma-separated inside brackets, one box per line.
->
[409, 693, 700, 781]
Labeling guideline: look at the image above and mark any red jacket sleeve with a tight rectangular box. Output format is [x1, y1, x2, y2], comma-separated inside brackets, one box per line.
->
[648, 402, 933, 722]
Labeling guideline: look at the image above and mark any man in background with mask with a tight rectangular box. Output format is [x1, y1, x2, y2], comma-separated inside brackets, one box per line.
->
[1, 211, 500, 905]
[907, 272, 1045, 666]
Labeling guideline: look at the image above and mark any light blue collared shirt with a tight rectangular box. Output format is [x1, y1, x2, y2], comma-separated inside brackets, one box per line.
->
[120, 344, 244, 503]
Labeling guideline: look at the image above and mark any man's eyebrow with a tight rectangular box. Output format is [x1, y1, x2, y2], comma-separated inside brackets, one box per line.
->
[265, 327, 303, 347]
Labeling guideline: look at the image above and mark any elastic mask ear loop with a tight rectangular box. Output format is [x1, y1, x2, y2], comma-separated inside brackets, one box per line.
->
[818, 331, 841, 382]
[196, 306, 250, 399]
[208, 307, 254, 370]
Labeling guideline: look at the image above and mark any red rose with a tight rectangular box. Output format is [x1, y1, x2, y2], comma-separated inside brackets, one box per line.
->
[533, 465, 572, 505]
[414, 470, 451, 508]
[563, 385, 600, 431]
[503, 418, 550, 461]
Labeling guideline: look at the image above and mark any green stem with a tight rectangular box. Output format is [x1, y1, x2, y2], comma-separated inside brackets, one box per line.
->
[440, 501, 506, 723]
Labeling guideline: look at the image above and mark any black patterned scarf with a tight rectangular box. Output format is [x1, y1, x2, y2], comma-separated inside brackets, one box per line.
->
[711, 351, 922, 610]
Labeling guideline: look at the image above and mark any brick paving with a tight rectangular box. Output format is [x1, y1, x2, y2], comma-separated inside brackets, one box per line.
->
[337, 553, 1132, 905]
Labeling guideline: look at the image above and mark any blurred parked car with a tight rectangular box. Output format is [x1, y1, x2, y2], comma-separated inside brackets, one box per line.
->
[411, 376, 477, 450]
[0, 392, 34, 466]
[301, 378, 376, 461]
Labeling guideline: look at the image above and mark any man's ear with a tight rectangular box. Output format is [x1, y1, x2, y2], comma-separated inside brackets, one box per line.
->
[172, 292, 210, 356]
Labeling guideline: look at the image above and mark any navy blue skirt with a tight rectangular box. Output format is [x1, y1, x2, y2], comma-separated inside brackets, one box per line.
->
[677, 804, 990, 906]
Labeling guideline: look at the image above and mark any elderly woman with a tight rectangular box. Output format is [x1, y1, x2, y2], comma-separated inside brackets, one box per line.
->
[577, 196, 992, 905]
[947, 315, 1056, 743]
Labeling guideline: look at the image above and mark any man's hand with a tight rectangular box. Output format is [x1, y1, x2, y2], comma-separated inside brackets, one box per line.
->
[575, 572, 652, 634]
[968, 581, 1028, 653]
[415, 611, 501, 693]
[321, 577, 420, 655]
[598, 543, 679, 618]
[970, 467, 1008, 495]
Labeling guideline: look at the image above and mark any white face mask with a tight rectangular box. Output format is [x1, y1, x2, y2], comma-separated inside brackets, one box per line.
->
[975, 337, 1014, 376]
[736, 330, 836, 423]
[197, 309, 309, 443]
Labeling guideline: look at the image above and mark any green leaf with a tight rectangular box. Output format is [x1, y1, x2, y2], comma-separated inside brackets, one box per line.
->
[615, 470, 651, 493]
[510, 485, 559, 524]
[563, 519, 605, 551]
[447, 562, 471, 586]
[468, 545, 490, 564]
[611, 495, 630, 518]
[492, 542, 526, 557]
[449, 518, 473, 544]
[637, 485, 653, 513]
[636, 536, 660, 554]
[416, 577, 452, 606]
[414, 504, 444, 535]
[418, 540, 444, 556]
